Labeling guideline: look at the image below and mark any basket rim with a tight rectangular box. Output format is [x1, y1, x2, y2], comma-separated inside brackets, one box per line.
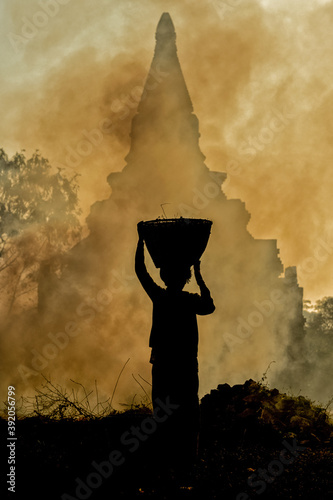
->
[139, 217, 212, 226]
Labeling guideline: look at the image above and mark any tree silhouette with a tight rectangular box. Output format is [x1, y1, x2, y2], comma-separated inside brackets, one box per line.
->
[0, 149, 81, 315]
[305, 297, 333, 357]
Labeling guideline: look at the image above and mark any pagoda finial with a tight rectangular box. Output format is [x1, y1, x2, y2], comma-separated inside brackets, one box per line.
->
[156, 12, 176, 41]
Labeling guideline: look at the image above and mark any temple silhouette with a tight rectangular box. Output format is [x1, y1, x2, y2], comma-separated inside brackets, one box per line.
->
[38, 13, 306, 394]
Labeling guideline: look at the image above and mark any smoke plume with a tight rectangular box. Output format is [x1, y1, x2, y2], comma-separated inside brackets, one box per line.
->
[0, 0, 332, 409]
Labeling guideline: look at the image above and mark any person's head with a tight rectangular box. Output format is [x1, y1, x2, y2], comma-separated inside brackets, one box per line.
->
[160, 265, 192, 291]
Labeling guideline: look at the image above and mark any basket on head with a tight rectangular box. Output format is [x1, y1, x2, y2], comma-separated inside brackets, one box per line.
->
[138, 218, 213, 269]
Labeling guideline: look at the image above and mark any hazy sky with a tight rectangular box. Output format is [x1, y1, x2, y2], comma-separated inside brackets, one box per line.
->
[1, 0, 333, 302]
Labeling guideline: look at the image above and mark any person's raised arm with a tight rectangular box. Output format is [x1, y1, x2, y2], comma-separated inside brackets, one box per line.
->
[193, 260, 215, 315]
[135, 225, 160, 300]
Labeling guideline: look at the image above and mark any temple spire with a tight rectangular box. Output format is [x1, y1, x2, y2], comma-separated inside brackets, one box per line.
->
[134, 13, 192, 116]
[127, 13, 195, 157]
[108, 12, 221, 198]
[156, 12, 176, 41]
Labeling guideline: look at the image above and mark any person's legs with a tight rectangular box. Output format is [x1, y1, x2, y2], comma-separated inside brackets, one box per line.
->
[151, 358, 199, 475]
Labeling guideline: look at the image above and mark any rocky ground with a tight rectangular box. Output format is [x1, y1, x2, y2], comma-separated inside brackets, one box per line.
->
[2, 379, 333, 500]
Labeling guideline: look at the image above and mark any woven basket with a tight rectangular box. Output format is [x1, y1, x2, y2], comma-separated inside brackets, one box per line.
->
[138, 218, 212, 269]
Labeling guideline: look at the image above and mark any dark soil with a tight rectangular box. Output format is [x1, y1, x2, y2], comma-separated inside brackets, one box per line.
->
[3, 380, 333, 500]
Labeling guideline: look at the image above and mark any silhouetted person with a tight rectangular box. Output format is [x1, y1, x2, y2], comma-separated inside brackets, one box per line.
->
[135, 228, 215, 474]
